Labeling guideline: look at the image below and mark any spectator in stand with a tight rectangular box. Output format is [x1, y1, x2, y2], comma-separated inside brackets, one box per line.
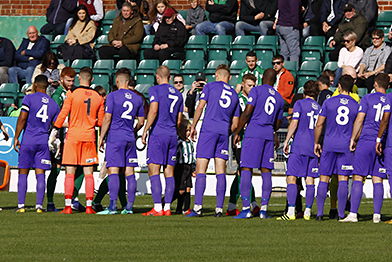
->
[58, 5, 97, 62]
[328, 4, 369, 61]
[275, 0, 301, 62]
[235, 51, 264, 93]
[385, 52, 392, 85]
[322, 69, 335, 86]
[331, 65, 360, 102]
[235, 0, 277, 36]
[348, 0, 378, 33]
[333, 30, 364, 86]
[144, 8, 187, 63]
[272, 54, 294, 109]
[185, 72, 206, 119]
[32, 52, 65, 96]
[302, 0, 323, 37]
[317, 75, 333, 106]
[41, 0, 77, 35]
[147, 0, 185, 35]
[117, 0, 141, 10]
[357, 29, 392, 93]
[99, 3, 144, 60]
[320, 0, 348, 39]
[64, 0, 104, 34]
[185, 0, 207, 35]
[195, 0, 238, 35]
[9, 26, 50, 85]
[0, 37, 15, 85]
[173, 74, 188, 103]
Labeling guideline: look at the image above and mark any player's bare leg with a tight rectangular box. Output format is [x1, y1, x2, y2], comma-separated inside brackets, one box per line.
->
[16, 168, 29, 213]
[187, 158, 209, 217]
[162, 165, 175, 215]
[259, 167, 272, 218]
[122, 167, 136, 214]
[316, 175, 330, 220]
[142, 163, 164, 216]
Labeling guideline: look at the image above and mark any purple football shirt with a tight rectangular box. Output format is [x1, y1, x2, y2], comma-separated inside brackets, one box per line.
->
[291, 98, 320, 156]
[358, 92, 387, 142]
[319, 94, 359, 152]
[199, 81, 240, 135]
[244, 84, 284, 140]
[383, 93, 392, 148]
[149, 84, 183, 136]
[105, 89, 145, 143]
[20, 92, 60, 145]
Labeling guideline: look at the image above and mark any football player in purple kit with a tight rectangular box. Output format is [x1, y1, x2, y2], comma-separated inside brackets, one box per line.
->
[97, 70, 145, 215]
[186, 64, 240, 217]
[13, 75, 60, 213]
[141, 66, 184, 216]
[277, 80, 320, 221]
[340, 73, 390, 223]
[314, 75, 359, 221]
[232, 68, 284, 219]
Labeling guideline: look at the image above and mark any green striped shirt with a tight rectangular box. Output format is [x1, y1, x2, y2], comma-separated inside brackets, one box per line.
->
[177, 139, 195, 165]
[237, 65, 264, 85]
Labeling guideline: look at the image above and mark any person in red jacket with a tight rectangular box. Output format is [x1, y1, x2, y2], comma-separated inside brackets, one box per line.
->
[272, 54, 294, 110]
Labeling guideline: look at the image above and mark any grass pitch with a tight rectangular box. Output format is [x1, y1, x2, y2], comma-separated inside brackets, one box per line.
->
[0, 192, 391, 261]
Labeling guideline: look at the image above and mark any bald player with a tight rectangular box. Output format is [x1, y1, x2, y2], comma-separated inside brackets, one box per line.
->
[187, 65, 240, 217]
[54, 67, 105, 214]
[141, 66, 184, 216]
[232, 69, 284, 219]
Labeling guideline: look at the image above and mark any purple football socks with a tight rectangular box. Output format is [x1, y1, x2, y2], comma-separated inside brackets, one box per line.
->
[316, 181, 328, 217]
[261, 172, 272, 206]
[216, 173, 226, 209]
[338, 181, 348, 218]
[240, 170, 252, 208]
[150, 174, 162, 204]
[35, 173, 45, 206]
[350, 180, 363, 214]
[126, 175, 136, 210]
[287, 183, 297, 207]
[373, 182, 384, 214]
[164, 177, 175, 204]
[17, 174, 28, 206]
[194, 173, 206, 206]
[108, 173, 119, 210]
[305, 184, 315, 208]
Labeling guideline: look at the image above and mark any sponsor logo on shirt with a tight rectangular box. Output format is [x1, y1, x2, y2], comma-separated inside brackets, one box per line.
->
[169, 87, 176, 94]
[150, 96, 155, 101]
[42, 97, 49, 104]
[200, 93, 205, 99]
[221, 150, 228, 155]
[125, 92, 132, 99]
[248, 97, 253, 103]
[379, 168, 386, 173]
[384, 104, 391, 110]
[171, 156, 177, 161]
[129, 158, 138, 163]
[86, 158, 97, 164]
[381, 96, 386, 103]
[341, 165, 353, 170]
[359, 106, 362, 111]
[269, 158, 274, 163]
[41, 159, 51, 165]
[223, 84, 231, 90]
[340, 98, 349, 105]
[268, 88, 276, 95]
[293, 112, 300, 118]
[311, 102, 319, 110]
[312, 168, 319, 173]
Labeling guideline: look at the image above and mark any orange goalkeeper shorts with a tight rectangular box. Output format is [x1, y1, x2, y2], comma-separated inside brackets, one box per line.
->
[62, 140, 98, 166]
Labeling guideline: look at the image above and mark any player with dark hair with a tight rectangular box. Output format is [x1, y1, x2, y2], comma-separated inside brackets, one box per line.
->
[340, 73, 389, 223]
[97, 70, 145, 215]
[141, 66, 183, 216]
[235, 51, 264, 92]
[54, 67, 105, 214]
[277, 80, 320, 221]
[187, 64, 240, 217]
[314, 75, 359, 220]
[232, 68, 284, 219]
[14, 75, 60, 212]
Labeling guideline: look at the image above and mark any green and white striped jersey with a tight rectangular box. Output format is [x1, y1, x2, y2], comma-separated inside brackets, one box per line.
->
[177, 139, 195, 165]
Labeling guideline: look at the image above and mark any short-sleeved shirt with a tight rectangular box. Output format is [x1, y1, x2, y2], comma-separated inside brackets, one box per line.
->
[357, 92, 387, 142]
[105, 89, 145, 143]
[149, 84, 183, 137]
[245, 84, 285, 140]
[319, 94, 359, 152]
[237, 65, 264, 85]
[21, 92, 60, 145]
[200, 81, 240, 135]
[383, 93, 392, 148]
[361, 43, 391, 71]
[54, 86, 105, 142]
[291, 98, 320, 156]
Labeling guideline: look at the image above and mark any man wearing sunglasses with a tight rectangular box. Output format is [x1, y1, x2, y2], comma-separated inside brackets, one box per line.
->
[272, 55, 294, 110]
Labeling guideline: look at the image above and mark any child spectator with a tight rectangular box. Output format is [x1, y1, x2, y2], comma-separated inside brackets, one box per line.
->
[185, 0, 206, 35]
[148, 0, 185, 34]
[173, 118, 195, 214]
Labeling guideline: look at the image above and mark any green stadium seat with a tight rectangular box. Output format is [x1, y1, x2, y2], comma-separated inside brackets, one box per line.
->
[301, 50, 322, 62]
[136, 59, 159, 74]
[206, 74, 215, 82]
[50, 35, 66, 51]
[297, 75, 317, 89]
[93, 59, 114, 76]
[0, 83, 19, 94]
[357, 88, 368, 97]
[254, 35, 278, 54]
[209, 35, 232, 51]
[136, 74, 155, 85]
[135, 84, 150, 99]
[102, 10, 117, 25]
[101, 24, 112, 35]
[185, 35, 208, 51]
[324, 61, 338, 72]
[302, 36, 325, 50]
[182, 59, 205, 74]
[92, 74, 111, 92]
[230, 60, 247, 75]
[115, 59, 137, 74]
[183, 74, 195, 85]
[186, 49, 205, 61]
[255, 50, 273, 64]
[205, 60, 228, 75]
[229, 75, 239, 87]
[284, 61, 299, 72]
[178, 10, 188, 20]
[297, 61, 323, 77]
[42, 34, 53, 41]
[231, 36, 255, 50]
[141, 35, 155, 49]
[95, 35, 109, 49]
[296, 86, 304, 94]
[162, 60, 182, 74]
[208, 49, 228, 61]
[0, 97, 16, 105]
[230, 49, 248, 61]
[17, 92, 25, 107]
[71, 59, 93, 71]
[376, 11, 392, 27]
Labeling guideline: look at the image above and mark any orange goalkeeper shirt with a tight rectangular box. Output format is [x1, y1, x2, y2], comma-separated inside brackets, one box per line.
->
[54, 86, 104, 142]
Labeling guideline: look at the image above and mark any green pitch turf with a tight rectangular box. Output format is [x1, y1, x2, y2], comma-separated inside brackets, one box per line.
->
[0, 192, 391, 261]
